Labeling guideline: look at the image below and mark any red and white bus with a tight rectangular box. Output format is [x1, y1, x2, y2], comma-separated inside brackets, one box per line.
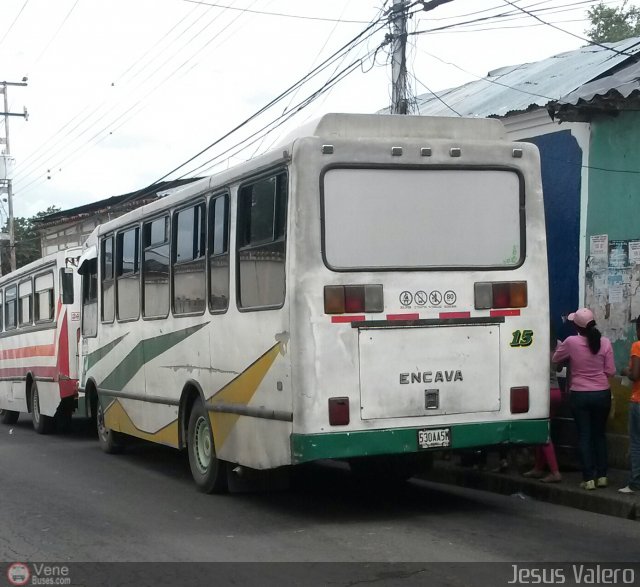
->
[0, 248, 83, 433]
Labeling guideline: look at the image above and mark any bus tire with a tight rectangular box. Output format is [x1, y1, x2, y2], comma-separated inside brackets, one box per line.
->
[96, 401, 124, 454]
[187, 399, 228, 494]
[0, 409, 19, 425]
[31, 381, 54, 435]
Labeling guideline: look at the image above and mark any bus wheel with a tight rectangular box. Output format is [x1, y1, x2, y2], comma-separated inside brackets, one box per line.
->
[31, 381, 54, 434]
[187, 399, 227, 494]
[0, 409, 19, 425]
[96, 401, 124, 454]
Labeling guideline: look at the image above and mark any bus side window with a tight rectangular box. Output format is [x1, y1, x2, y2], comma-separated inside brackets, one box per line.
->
[143, 216, 170, 318]
[5, 285, 17, 330]
[173, 203, 206, 315]
[18, 279, 33, 327]
[237, 171, 287, 309]
[82, 258, 98, 337]
[36, 272, 56, 320]
[59, 269, 74, 305]
[209, 194, 229, 313]
[116, 227, 140, 321]
[101, 235, 115, 322]
[0, 290, 3, 331]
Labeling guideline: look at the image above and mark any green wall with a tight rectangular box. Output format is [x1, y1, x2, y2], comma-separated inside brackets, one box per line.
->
[587, 111, 640, 367]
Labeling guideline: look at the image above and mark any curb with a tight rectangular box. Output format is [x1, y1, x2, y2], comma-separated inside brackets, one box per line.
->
[425, 463, 639, 521]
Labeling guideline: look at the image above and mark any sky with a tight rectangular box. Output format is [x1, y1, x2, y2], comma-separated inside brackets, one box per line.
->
[0, 0, 631, 220]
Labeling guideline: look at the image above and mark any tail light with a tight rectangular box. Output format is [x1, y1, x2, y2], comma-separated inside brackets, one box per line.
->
[474, 281, 527, 309]
[510, 386, 529, 414]
[324, 285, 383, 314]
[328, 397, 350, 425]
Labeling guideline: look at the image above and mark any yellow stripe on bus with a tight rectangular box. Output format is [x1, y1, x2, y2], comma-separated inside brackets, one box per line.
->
[104, 399, 180, 448]
[208, 342, 282, 451]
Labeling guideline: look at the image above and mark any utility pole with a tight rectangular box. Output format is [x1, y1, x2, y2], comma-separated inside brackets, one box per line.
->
[389, 0, 454, 115]
[390, 0, 409, 115]
[1, 79, 29, 273]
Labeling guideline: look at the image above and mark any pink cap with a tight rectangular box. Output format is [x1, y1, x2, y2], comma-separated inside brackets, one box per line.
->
[568, 308, 595, 328]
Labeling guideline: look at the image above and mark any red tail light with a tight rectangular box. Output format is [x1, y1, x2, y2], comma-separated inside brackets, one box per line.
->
[324, 285, 383, 314]
[510, 386, 529, 414]
[474, 281, 528, 309]
[344, 286, 365, 313]
[328, 397, 350, 425]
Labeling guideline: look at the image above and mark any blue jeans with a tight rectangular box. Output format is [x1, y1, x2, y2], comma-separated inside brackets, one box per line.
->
[628, 402, 640, 490]
[570, 390, 611, 481]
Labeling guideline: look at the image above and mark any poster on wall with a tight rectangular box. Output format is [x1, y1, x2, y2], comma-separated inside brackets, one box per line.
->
[585, 235, 640, 341]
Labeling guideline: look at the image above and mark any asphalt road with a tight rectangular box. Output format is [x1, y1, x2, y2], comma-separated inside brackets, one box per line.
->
[1, 417, 639, 585]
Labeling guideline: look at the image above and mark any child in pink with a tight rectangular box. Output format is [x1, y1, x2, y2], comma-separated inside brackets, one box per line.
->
[523, 334, 562, 482]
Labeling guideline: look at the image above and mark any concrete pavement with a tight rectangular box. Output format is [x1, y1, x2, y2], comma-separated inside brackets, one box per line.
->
[427, 457, 639, 521]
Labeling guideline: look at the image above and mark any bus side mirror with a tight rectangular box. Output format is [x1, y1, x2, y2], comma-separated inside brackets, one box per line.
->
[61, 269, 74, 305]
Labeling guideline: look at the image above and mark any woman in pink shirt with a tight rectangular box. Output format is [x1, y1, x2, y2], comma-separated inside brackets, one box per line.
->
[552, 308, 616, 490]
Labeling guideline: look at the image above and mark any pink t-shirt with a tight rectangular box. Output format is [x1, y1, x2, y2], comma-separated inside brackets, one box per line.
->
[552, 334, 615, 391]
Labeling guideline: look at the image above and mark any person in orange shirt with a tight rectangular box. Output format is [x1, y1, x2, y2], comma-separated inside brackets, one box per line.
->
[619, 316, 640, 494]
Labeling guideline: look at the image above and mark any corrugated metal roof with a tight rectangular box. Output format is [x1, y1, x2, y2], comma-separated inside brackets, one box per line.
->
[549, 56, 640, 121]
[414, 36, 640, 119]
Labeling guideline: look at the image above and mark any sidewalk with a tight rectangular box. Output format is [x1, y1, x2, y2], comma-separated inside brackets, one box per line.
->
[426, 458, 640, 521]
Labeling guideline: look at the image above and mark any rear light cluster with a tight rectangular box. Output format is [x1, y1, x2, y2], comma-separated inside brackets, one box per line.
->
[328, 397, 350, 425]
[510, 386, 529, 414]
[324, 285, 384, 314]
[474, 281, 527, 310]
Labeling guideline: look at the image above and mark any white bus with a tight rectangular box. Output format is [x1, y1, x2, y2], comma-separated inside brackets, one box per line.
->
[77, 113, 549, 492]
[0, 248, 83, 433]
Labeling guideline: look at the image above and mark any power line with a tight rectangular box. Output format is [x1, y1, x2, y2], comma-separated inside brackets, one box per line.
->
[14, 1, 231, 181]
[30, 0, 80, 67]
[107, 18, 388, 209]
[409, 71, 461, 116]
[14, 1, 256, 194]
[500, 0, 640, 60]
[0, 0, 30, 48]
[181, 0, 371, 23]
[143, 17, 388, 187]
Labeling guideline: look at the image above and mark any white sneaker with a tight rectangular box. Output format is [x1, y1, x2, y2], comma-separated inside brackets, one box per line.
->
[618, 486, 635, 494]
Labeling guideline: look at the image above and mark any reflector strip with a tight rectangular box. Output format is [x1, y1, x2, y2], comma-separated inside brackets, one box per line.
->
[490, 309, 521, 317]
[387, 313, 419, 320]
[439, 311, 471, 319]
[331, 315, 365, 323]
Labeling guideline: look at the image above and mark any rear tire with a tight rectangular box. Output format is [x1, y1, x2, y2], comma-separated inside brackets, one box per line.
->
[187, 398, 227, 493]
[31, 381, 54, 434]
[0, 409, 19, 425]
[96, 401, 124, 454]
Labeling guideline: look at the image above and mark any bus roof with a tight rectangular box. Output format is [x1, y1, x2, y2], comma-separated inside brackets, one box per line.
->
[274, 113, 506, 144]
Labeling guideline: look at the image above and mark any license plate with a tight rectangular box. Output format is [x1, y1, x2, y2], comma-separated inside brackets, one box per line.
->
[417, 427, 451, 449]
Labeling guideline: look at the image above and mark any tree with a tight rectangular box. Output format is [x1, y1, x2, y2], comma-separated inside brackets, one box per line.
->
[586, 1, 640, 43]
[0, 205, 61, 274]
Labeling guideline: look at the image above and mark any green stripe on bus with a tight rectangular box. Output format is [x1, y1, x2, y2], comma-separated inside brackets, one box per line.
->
[100, 322, 208, 391]
[290, 419, 549, 464]
[85, 333, 128, 372]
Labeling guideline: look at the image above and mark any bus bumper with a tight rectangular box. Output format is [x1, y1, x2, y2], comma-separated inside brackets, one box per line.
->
[291, 419, 549, 464]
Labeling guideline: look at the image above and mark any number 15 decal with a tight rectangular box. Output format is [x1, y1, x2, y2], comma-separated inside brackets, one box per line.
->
[510, 329, 533, 347]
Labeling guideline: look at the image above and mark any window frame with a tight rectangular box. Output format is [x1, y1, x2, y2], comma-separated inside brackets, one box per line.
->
[101, 234, 116, 324]
[18, 278, 33, 327]
[208, 191, 230, 315]
[115, 225, 141, 322]
[142, 214, 171, 320]
[236, 168, 288, 312]
[34, 270, 56, 324]
[4, 284, 18, 331]
[172, 198, 207, 317]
